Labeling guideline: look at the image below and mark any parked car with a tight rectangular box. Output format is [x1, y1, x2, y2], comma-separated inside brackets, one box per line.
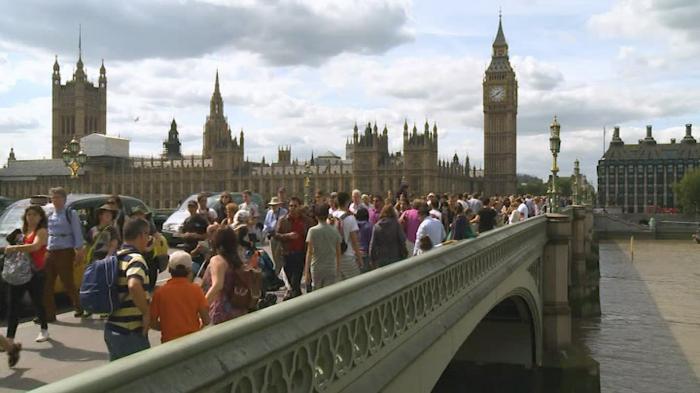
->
[0, 194, 155, 299]
[162, 191, 264, 245]
[0, 196, 13, 215]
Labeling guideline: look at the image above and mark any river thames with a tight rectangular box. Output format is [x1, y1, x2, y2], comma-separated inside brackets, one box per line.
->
[435, 238, 700, 392]
[575, 239, 700, 392]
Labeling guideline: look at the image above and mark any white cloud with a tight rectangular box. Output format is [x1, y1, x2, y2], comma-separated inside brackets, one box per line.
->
[0, 0, 413, 66]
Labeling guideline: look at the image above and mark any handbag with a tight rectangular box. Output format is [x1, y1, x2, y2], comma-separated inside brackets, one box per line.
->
[2, 251, 33, 286]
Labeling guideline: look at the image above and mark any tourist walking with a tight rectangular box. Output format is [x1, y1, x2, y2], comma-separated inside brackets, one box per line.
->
[104, 218, 152, 361]
[4, 205, 50, 343]
[197, 193, 217, 224]
[332, 192, 363, 280]
[263, 197, 288, 275]
[413, 205, 445, 256]
[368, 195, 383, 226]
[355, 208, 373, 272]
[106, 194, 125, 243]
[182, 200, 209, 275]
[304, 204, 341, 290]
[44, 187, 84, 321]
[275, 197, 315, 299]
[471, 197, 497, 234]
[451, 204, 475, 240]
[202, 226, 248, 324]
[369, 205, 407, 267]
[219, 202, 239, 227]
[214, 192, 233, 223]
[349, 189, 367, 214]
[510, 198, 523, 224]
[239, 190, 260, 226]
[517, 197, 529, 221]
[399, 199, 423, 253]
[86, 204, 119, 264]
[150, 251, 209, 343]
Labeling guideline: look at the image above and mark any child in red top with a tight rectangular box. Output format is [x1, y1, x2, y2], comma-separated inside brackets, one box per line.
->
[150, 251, 210, 343]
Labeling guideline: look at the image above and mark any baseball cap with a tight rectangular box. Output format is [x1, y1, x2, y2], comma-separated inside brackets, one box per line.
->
[168, 251, 193, 270]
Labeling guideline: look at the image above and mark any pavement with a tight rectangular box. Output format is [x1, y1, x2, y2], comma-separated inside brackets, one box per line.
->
[0, 311, 157, 392]
[0, 245, 288, 392]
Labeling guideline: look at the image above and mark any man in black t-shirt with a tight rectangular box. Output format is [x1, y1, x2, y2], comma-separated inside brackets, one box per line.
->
[181, 200, 209, 273]
[471, 196, 497, 234]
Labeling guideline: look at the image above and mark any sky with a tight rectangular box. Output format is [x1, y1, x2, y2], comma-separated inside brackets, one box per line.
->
[0, 0, 699, 186]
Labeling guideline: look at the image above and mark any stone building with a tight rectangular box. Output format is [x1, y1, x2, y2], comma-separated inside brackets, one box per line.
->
[483, 15, 518, 196]
[597, 124, 699, 213]
[51, 33, 107, 159]
[0, 19, 527, 209]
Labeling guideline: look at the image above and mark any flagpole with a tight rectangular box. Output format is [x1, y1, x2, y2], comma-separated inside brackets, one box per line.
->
[603, 126, 606, 155]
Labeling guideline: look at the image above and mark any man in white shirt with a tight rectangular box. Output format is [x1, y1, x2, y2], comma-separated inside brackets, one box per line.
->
[413, 205, 445, 256]
[332, 192, 363, 280]
[239, 190, 260, 225]
[517, 198, 529, 220]
[196, 193, 217, 223]
[468, 194, 483, 214]
[349, 189, 367, 214]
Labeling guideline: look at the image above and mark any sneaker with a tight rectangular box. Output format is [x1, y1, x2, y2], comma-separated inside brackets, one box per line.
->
[35, 330, 50, 343]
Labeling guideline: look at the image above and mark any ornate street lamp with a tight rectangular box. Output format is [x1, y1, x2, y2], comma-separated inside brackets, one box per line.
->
[62, 138, 88, 178]
[303, 162, 313, 206]
[548, 116, 561, 213]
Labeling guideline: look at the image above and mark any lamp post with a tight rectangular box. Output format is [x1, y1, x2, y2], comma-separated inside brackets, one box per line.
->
[548, 116, 561, 213]
[303, 162, 312, 206]
[61, 138, 88, 178]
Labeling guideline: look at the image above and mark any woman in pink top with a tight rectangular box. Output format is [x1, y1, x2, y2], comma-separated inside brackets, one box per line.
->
[399, 199, 423, 253]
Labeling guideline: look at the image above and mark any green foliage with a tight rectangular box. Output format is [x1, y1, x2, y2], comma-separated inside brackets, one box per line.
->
[557, 177, 572, 197]
[516, 174, 547, 195]
[674, 169, 700, 214]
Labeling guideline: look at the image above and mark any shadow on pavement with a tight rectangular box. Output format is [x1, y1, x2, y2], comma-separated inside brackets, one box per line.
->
[23, 338, 107, 362]
[0, 367, 46, 391]
[52, 317, 106, 331]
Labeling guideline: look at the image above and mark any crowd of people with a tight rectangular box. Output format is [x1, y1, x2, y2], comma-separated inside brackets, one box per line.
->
[1, 185, 549, 367]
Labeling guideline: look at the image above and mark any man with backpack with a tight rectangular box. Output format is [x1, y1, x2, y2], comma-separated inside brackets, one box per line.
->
[104, 218, 152, 361]
[332, 192, 363, 280]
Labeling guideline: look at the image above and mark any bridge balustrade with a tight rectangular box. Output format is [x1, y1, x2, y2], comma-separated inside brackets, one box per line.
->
[36, 207, 597, 393]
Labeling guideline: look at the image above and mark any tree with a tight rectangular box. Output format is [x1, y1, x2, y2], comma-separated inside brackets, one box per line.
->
[517, 174, 547, 195]
[674, 169, 700, 214]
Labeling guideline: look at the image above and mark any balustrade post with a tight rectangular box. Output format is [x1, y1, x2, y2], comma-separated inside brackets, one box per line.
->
[543, 213, 572, 353]
[569, 206, 587, 317]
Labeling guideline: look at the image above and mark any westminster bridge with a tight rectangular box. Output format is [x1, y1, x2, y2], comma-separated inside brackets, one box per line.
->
[32, 206, 599, 393]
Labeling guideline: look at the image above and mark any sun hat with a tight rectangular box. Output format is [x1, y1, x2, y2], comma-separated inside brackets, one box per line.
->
[267, 196, 283, 206]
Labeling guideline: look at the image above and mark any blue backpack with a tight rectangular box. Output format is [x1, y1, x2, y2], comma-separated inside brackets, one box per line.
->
[79, 255, 120, 314]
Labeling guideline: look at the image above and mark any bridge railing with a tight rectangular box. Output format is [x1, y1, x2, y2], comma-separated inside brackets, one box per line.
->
[35, 215, 549, 393]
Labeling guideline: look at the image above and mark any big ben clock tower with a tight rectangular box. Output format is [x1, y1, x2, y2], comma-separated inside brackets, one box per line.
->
[483, 15, 517, 196]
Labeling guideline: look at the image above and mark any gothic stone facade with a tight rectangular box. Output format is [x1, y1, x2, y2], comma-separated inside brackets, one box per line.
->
[483, 16, 518, 196]
[51, 50, 107, 159]
[1, 20, 527, 209]
[597, 124, 699, 213]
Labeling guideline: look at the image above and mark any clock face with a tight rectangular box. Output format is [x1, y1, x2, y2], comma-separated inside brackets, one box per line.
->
[489, 86, 505, 102]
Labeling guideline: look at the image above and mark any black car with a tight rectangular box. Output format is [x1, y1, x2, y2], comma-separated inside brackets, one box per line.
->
[0, 194, 155, 317]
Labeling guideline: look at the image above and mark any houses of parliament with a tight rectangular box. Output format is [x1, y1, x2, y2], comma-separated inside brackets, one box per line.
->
[0, 18, 519, 209]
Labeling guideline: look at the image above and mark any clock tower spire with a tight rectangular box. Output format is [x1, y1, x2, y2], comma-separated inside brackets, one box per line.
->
[483, 13, 518, 196]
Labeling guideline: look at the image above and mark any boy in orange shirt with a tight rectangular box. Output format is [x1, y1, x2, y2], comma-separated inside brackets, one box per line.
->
[150, 251, 210, 343]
